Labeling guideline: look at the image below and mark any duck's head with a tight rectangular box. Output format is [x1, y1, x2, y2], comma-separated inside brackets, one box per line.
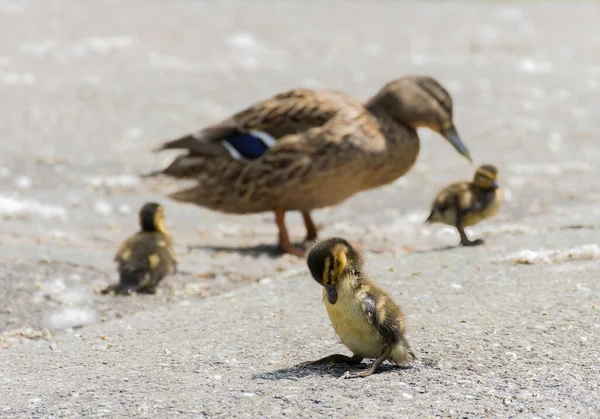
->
[367, 76, 472, 163]
[139, 202, 167, 233]
[473, 164, 500, 190]
[307, 237, 362, 304]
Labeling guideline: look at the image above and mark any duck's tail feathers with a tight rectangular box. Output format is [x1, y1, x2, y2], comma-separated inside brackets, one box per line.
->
[140, 154, 208, 179]
[152, 133, 230, 158]
[153, 118, 240, 155]
[153, 134, 201, 152]
[167, 185, 203, 205]
[401, 336, 417, 361]
[140, 169, 165, 178]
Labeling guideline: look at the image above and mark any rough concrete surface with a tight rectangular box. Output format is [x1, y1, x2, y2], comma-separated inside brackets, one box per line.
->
[1, 1, 600, 417]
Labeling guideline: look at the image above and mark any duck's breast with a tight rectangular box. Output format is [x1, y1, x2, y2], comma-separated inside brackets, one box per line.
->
[323, 288, 384, 359]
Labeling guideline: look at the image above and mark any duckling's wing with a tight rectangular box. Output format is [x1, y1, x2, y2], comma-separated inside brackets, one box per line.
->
[361, 289, 404, 345]
[428, 182, 472, 218]
[455, 184, 491, 214]
[362, 289, 416, 362]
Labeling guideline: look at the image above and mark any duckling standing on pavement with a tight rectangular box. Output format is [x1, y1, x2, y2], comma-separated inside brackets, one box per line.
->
[301, 237, 416, 378]
[102, 202, 177, 295]
[146, 76, 472, 257]
[425, 164, 504, 246]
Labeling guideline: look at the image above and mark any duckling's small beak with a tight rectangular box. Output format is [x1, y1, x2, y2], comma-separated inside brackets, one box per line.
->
[491, 180, 500, 189]
[325, 284, 338, 304]
[442, 126, 472, 163]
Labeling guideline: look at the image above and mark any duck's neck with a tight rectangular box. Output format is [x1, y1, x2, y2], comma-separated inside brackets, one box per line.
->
[363, 99, 420, 187]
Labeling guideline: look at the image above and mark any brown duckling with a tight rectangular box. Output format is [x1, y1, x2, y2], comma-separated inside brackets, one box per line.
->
[301, 237, 416, 378]
[102, 202, 177, 295]
[425, 164, 504, 246]
[146, 76, 472, 257]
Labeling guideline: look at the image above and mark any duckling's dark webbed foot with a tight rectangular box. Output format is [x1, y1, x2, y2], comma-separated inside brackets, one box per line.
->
[461, 238, 484, 247]
[100, 284, 136, 296]
[298, 354, 363, 369]
[346, 367, 376, 379]
[100, 285, 118, 295]
[458, 227, 484, 247]
[137, 286, 157, 295]
[345, 346, 391, 379]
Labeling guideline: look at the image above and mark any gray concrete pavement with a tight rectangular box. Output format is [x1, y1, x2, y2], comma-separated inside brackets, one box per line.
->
[1, 1, 599, 417]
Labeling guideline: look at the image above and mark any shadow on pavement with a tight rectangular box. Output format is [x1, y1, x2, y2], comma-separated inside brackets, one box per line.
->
[188, 241, 310, 259]
[253, 362, 407, 381]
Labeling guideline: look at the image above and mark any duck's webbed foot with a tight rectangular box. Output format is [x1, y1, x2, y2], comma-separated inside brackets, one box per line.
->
[278, 242, 306, 257]
[458, 227, 484, 247]
[299, 354, 363, 370]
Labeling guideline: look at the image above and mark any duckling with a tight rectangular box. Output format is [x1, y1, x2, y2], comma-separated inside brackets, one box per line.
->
[301, 237, 416, 378]
[146, 76, 472, 257]
[425, 164, 504, 246]
[102, 202, 177, 295]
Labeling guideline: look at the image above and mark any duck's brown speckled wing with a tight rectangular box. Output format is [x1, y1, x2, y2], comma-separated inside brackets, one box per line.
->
[152, 89, 358, 178]
[165, 104, 388, 214]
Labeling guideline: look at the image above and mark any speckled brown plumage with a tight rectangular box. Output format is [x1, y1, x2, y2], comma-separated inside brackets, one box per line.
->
[147, 76, 472, 256]
[301, 237, 416, 378]
[102, 202, 177, 295]
[426, 164, 504, 246]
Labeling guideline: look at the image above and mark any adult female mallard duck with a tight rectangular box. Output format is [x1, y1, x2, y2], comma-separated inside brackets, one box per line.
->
[147, 76, 472, 257]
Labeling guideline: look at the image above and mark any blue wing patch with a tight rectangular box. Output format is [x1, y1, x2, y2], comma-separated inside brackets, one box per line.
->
[223, 131, 275, 160]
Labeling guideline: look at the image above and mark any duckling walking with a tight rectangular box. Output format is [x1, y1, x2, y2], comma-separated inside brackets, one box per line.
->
[301, 237, 416, 378]
[102, 202, 177, 295]
[426, 164, 504, 246]
[147, 76, 472, 257]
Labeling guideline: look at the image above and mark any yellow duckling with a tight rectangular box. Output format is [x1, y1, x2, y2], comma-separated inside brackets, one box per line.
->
[146, 76, 472, 257]
[301, 237, 416, 378]
[425, 164, 504, 246]
[102, 202, 177, 295]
